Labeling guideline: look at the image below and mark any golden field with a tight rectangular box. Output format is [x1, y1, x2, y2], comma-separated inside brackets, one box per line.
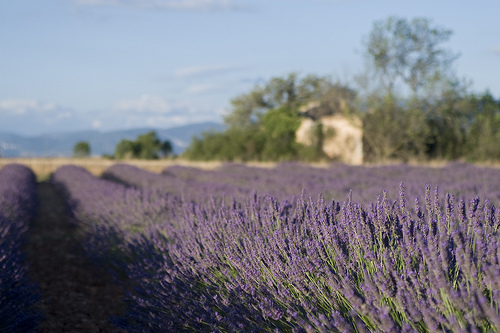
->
[0, 158, 216, 180]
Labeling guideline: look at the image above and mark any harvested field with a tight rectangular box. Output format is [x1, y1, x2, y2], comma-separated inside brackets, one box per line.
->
[0, 158, 226, 179]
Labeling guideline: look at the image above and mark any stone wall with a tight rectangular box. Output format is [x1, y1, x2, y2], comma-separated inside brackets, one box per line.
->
[296, 114, 363, 165]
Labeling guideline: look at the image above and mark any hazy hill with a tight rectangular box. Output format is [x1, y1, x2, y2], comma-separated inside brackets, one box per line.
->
[0, 122, 224, 157]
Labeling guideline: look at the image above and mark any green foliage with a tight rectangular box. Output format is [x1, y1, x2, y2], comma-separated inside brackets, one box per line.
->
[185, 73, 355, 162]
[73, 141, 91, 157]
[360, 16, 473, 162]
[362, 95, 431, 162]
[307, 122, 326, 160]
[464, 92, 500, 161]
[361, 87, 500, 163]
[364, 16, 458, 96]
[223, 73, 356, 128]
[186, 16, 500, 164]
[115, 139, 137, 159]
[159, 140, 173, 158]
[424, 82, 473, 160]
[183, 128, 259, 162]
[260, 107, 302, 160]
[184, 107, 308, 162]
[114, 131, 172, 160]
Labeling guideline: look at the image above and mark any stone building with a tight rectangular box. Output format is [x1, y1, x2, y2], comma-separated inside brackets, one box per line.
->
[295, 101, 363, 165]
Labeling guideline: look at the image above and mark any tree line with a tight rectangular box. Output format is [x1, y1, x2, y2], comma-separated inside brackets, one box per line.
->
[184, 16, 500, 163]
[73, 131, 173, 159]
[73, 16, 500, 163]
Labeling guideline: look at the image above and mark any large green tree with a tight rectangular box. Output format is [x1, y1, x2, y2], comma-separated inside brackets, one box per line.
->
[360, 16, 469, 162]
[223, 73, 356, 128]
[465, 92, 500, 161]
[73, 141, 91, 157]
[184, 73, 355, 162]
[362, 95, 430, 161]
[364, 16, 458, 97]
[186, 16, 494, 163]
[259, 107, 302, 161]
[114, 131, 172, 159]
[183, 108, 303, 162]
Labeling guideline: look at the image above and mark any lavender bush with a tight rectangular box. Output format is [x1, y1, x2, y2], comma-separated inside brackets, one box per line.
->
[164, 162, 500, 204]
[103, 164, 251, 202]
[0, 164, 40, 332]
[52, 165, 180, 261]
[53, 163, 500, 332]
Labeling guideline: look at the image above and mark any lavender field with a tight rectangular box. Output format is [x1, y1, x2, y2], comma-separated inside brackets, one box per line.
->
[0, 164, 40, 331]
[44, 162, 500, 332]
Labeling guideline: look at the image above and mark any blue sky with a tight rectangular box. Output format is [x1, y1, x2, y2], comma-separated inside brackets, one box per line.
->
[1, 0, 499, 136]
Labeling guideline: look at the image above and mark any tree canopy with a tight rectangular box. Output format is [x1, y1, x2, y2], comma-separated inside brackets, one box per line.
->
[184, 73, 355, 162]
[73, 141, 91, 157]
[359, 16, 475, 162]
[114, 131, 172, 159]
[223, 73, 356, 128]
[185, 16, 500, 164]
[364, 16, 458, 97]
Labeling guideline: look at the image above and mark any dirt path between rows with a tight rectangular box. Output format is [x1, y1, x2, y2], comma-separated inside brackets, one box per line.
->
[25, 181, 126, 332]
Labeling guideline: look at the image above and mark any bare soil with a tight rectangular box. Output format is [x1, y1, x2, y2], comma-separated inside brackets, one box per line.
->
[25, 181, 127, 333]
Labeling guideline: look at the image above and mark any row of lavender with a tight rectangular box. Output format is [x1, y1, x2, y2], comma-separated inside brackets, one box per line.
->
[161, 162, 500, 204]
[0, 164, 40, 332]
[54, 163, 500, 332]
[104, 162, 500, 207]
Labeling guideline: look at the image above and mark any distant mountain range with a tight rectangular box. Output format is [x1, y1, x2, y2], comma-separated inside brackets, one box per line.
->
[0, 122, 225, 158]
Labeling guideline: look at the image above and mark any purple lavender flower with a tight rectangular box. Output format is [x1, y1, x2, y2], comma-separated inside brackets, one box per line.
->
[49, 162, 500, 332]
[0, 164, 41, 331]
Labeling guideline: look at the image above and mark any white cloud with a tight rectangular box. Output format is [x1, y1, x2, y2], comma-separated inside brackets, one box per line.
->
[186, 84, 218, 94]
[145, 115, 189, 127]
[111, 99, 221, 129]
[174, 64, 242, 78]
[74, 0, 247, 11]
[0, 99, 88, 135]
[0, 96, 222, 136]
[92, 120, 102, 129]
[113, 94, 172, 114]
[56, 112, 72, 119]
[138, 112, 219, 128]
[0, 99, 57, 115]
[493, 45, 500, 55]
[44, 112, 74, 125]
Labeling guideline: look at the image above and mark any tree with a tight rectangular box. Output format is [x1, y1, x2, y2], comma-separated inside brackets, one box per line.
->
[114, 139, 137, 159]
[182, 127, 263, 162]
[185, 73, 355, 162]
[364, 16, 458, 96]
[73, 141, 91, 157]
[260, 107, 302, 161]
[465, 92, 500, 161]
[135, 131, 163, 159]
[362, 95, 430, 162]
[223, 73, 356, 128]
[159, 141, 173, 158]
[358, 16, 471, 162]
[424, 81, 472, 159]
[114, 131, 173, 159]
[183, 107, 305, 162]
